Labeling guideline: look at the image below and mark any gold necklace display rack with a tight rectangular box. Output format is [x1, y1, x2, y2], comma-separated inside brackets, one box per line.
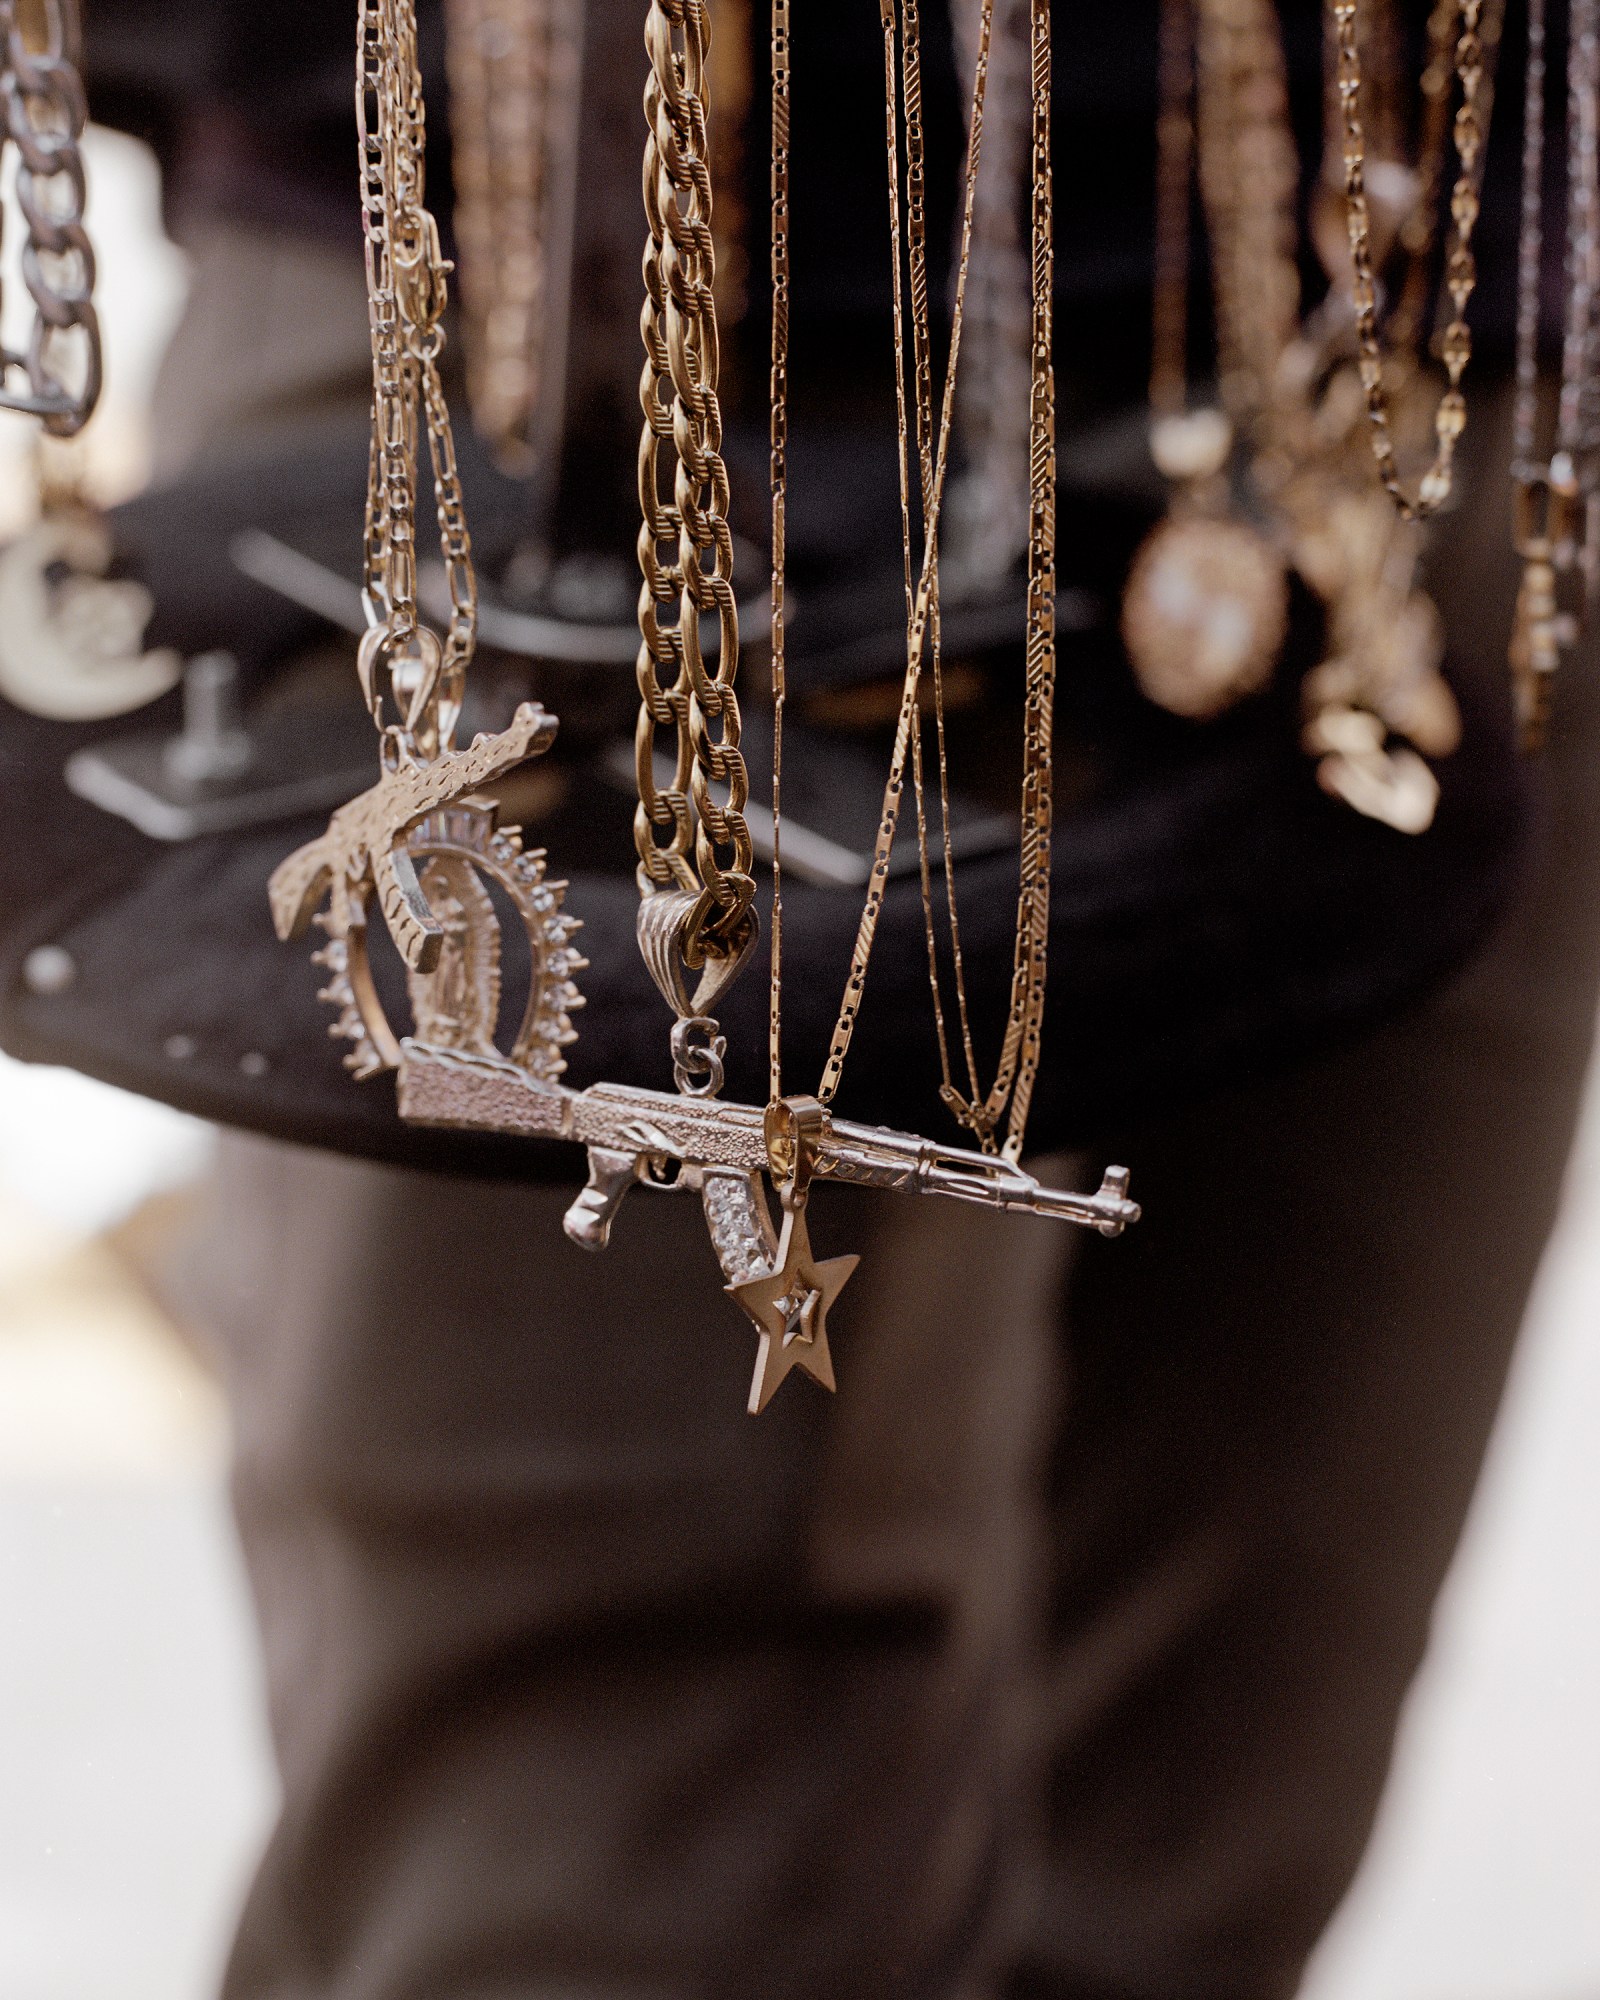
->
[270, 0, 1139, 1416]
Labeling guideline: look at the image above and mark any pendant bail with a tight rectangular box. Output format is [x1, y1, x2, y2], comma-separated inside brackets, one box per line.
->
[637, 886, 760, 1021]
[764, 1094, 827, 1212]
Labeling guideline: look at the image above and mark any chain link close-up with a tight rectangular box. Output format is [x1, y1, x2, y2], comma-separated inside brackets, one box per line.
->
[0, 0, 101, 436]
[1333, 0, 1488, 519]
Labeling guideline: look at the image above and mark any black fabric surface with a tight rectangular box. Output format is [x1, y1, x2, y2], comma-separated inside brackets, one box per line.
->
[0, 405, 1529, 1177]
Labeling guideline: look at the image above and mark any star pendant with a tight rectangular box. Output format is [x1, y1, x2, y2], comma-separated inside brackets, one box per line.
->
[728, 1203, 859, 1416]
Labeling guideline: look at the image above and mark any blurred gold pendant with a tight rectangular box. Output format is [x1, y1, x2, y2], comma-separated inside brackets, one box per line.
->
[1122, 513, 1289, 720]
[0, 513, 182, 721]
[1295, 484, 1457, 833]
[1302, 703, 1440, 837]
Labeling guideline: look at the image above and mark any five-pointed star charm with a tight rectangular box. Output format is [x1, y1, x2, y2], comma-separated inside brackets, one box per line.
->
[728, 1204, 859, 1415]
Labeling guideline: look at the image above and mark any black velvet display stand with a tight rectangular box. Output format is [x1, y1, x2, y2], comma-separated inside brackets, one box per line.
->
[0, 405, 1528, 1181]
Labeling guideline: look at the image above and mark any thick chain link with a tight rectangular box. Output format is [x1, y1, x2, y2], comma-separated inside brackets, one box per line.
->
[635, 0, 756, 973]
[1332, 0, 1487, 520]
[0, 0, 100, 437]
[357, 0, 478, 761]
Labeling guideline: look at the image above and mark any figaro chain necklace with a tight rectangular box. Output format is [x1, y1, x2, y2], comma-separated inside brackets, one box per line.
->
[634, 0, 759, 1091]
[806, 0, 1056, 1163]
[272, 0, 582, 1081]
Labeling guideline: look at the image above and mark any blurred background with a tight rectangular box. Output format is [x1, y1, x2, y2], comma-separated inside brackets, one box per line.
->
[0, 120, 1596, 2000]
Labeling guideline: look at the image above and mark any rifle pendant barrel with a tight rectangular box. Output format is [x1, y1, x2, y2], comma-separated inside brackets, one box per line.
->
[399, 1042, 1140, 1237]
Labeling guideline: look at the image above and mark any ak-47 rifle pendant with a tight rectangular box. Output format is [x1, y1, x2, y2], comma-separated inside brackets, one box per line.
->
[396, 1042, 1140, 1413]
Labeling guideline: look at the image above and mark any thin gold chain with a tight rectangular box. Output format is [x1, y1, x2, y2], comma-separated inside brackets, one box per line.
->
[896, 0, 987, 1128]
[912, 0, 1056, 1161]
[1331, 0, 1487, 520]
[999, 0, 1056, 1163]
[768, 0, 790, 1104]
[812, 0, 1055, 1165]
[808, 0, 990, 1114]
[635, 0, 757, 963]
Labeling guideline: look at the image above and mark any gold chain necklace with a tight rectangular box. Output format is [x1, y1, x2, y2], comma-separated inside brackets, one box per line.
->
[766, 0, 790, 1108]
[1330, 0, 1487, 520]
[633, 0, 759, 1089]
[809, 0, 1056, 1164]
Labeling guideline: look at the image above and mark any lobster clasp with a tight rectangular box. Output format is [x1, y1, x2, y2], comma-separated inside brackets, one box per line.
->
[392, 204, 452, 339]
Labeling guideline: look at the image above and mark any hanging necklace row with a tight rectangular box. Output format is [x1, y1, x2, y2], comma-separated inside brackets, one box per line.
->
[274, 0, 1138, 1423]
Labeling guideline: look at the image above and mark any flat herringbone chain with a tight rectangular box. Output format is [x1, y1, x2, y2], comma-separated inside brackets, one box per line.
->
[635, 0, 756, 960]
[0, 0, 100, 436]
